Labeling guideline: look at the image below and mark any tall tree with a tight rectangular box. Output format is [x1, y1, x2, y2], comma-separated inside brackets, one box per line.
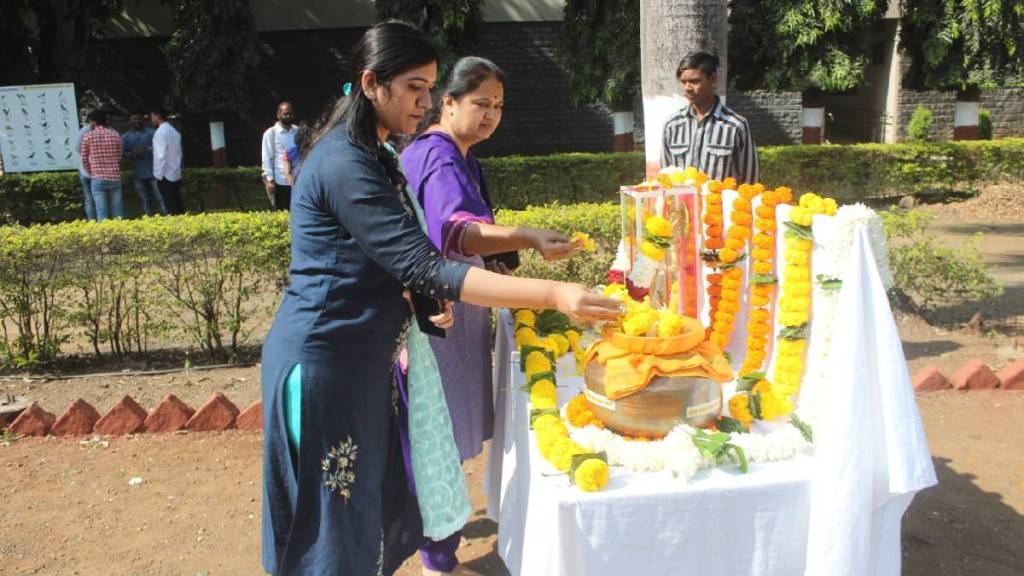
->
[728, 0, 887, 93]
[640, 0, 727, 176]
[561, 0, 641, 150]
[163, 0, 264, 166]
[0, 0, 122, 86]
[899, 0, 1024, 90]
[375, 0, 486, 81]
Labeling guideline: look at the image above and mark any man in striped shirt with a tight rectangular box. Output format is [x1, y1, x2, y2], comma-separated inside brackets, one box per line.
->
[80, 109, 125, 221]
[661, 52, 760, 184]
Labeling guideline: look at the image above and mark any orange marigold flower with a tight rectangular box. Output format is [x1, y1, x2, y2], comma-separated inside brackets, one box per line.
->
[723, 177, 738, 189]
[753, 260, 774, 274]
[705, 193, 723, 205]
[707, 284, 722, 297]
[705, 238, 725, 250]
[707, 273, 723, 283]
[775, 186, 793, 204]
[752, 284, 773, 297]
[724, 238, 745, 251]
[751, 294, 770, 306]
[751, 309, 771, 323]
[731, 211, 753, 226]
[706, 225, 723, 237]
[726, 227, 751, 242]
[753, 233, 774, 249]
[751, 247, 772, 261]
[733, 198, 753, 213]
[755, 218, 777, 232]
[755, 205, 775, 219]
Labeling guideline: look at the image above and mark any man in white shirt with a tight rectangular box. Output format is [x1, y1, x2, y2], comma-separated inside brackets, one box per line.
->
[261, 101, 296, 211]
[151, 108, 184, 215]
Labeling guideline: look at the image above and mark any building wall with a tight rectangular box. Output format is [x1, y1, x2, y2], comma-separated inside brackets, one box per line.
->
[897, 89, 957, 141]
[980, 88, 1024, 139]
[726, 90, 802, 146]
[83, 21, 613, 166]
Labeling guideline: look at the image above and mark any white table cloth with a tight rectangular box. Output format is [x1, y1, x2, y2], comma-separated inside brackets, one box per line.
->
[484, 230, 936, 575]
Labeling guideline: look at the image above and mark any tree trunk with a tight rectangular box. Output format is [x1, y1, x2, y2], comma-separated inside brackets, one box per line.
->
[640, 0, 728, 178]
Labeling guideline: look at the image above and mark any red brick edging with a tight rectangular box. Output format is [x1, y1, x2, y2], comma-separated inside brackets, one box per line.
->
[914, 357, 1024, 393]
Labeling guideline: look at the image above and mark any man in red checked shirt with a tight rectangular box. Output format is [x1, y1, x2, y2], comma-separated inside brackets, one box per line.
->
[80, 109, 124, 221]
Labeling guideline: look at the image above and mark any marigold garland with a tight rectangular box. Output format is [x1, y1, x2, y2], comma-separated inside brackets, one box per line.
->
[770, 193, 837, 406]
[517, 310, 610, 491]
[709, 182, 759, 349]
[738, 186, 792, 376]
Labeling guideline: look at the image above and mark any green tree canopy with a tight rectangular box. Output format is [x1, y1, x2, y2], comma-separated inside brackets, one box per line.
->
[163, 0, 264, 117]
[728, 0, 887, 92]
[374, 0, 486, 81]
[899, 0, 1024, 90]
[560, 0, 641, 109]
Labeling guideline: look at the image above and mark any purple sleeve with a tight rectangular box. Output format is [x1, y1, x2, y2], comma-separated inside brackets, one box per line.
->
[420, 160, 495, 258]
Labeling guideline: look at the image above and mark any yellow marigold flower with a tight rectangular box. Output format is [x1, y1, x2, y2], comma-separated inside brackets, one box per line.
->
[756, 218, 777, 232]
[777, 339, 808, 354]
[726, 226, 752, 241]
[657, 308, 686, 337]
[622, 313, 654, 337]
[722, 276, 742, 290]
[705, 192, 723, 205]
[780, 311, 809, 326]
[515, 326, 538, 347]
[784, 265, 810, 282]
[603, 283, 628, 299]
[539, 336, 561, 357]
[751, 248, 773, 261]
[787, 282, 811, 297]
[752, 284, 773, 297]
[514, 309, 536, 327]
[719, 300, 740, 314]
[721, 288, 741, 301]
[798, 193, 818, 209]
[718, 247, 739, 263]
[574, 458, 610, 492]
[571, 232, 595, 252]
[789, 250, 810, 266]
[751, 294, 770, 306]
[714, 310, 736, 324]
[822, 197, 838, 215]
[640, 240, 666, 261]
[747, 336, 767, 350]
[645, 215, 674, 238]
[748, 321, 771, 337]
[565, 329, 581, 349]
[708, 180, 724, 193]
[753, 260, 774, 274]
[753, 233, 774, 249]
[549, 333, 570, 356]
[750, 309, 771, 323]
[729, 393, 754, 426]
[524, 350, 552, 376]
[722, 177, 738, 189]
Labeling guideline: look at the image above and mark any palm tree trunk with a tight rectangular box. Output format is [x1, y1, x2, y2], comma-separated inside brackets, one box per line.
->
[640, 0, 728, 177]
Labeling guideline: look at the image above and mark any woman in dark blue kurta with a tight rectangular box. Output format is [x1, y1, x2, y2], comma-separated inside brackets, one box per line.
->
[261, 22, 624, 576]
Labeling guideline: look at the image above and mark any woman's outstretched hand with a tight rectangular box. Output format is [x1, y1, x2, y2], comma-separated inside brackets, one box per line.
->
[552, 284, 624, 325]
[526, 228, 577, 261]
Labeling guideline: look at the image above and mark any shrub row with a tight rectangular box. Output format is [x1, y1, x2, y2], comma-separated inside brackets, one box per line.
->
[0, 204, 616, 369]
[2, 139, 1022, 225]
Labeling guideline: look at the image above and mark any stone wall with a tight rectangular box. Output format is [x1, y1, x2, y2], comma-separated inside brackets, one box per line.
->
[897, 88, 957, 142]
[725, 89, 802, 146]
[980, 88, 1024, 139]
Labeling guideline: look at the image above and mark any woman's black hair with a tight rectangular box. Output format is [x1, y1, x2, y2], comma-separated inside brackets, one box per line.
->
[304, 21, 439, 187]
[424, 56, 505, 127]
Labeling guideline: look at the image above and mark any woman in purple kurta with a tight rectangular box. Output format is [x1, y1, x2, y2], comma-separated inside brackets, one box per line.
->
[399, 57, 581, 575]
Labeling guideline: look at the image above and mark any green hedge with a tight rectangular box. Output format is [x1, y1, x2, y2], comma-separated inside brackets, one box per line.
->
[2, 139, 1022, 226]
[0, 204, 613, 369]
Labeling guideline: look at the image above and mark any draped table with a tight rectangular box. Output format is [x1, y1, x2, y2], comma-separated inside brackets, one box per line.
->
[485, 231, 936, 576]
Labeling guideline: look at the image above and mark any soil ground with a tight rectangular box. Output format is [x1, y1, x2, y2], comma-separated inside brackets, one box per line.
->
[1, 185, 1022, 575]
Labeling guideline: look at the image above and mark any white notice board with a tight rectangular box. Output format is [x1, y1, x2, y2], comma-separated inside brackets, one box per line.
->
[0, 83, 79, 173]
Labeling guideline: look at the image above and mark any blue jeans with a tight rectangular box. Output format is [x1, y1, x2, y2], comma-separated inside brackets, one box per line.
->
[80, 174, 96, 221]
[90, 178, 124, 222]
[134, 177, 167, 216]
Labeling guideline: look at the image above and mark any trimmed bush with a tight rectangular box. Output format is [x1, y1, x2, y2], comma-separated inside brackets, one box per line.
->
[3, 140, 1023, 225]
[0, 212, 289, 368]
[978, 109, 993, 140]
[907, 105, 932, 143]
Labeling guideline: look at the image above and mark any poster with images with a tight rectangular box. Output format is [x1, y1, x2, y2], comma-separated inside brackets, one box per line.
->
[0, 83, 79, 173]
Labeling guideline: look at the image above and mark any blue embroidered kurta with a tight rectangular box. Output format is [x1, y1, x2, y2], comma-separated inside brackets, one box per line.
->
[260, 124, 470, 575]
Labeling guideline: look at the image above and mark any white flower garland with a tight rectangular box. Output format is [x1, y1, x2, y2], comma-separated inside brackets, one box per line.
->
[566, 415, 812, 482]
[833, 204, 894, 290]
